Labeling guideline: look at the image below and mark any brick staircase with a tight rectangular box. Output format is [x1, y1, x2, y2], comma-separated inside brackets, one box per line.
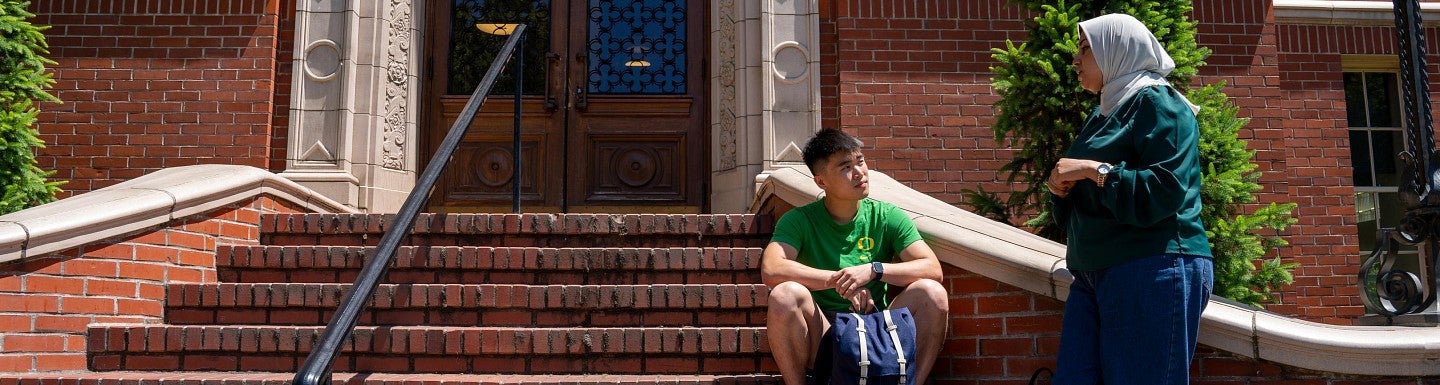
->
[3, 213, 781, 385]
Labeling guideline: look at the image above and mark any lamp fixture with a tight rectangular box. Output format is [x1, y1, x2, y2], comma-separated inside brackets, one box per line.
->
[624, 45, 651, 67]
[475, 23, 519, 36]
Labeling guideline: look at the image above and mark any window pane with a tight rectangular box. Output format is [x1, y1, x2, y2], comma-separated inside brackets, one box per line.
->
[1357, 192, 1378, 252]
[1344, 72, 1368, 127]
[1372, 130, 1402, 186]
[1359, 192, 1413, 254]
[1371, 191, 1415, 256]
[448, 0, 552, 95]
[1378, 192, 1406, 230]
[1350, 130, 1375, 186]
[1366, 73, 1399, 128]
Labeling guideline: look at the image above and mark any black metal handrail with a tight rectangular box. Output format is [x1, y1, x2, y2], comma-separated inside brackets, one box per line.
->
[291, 24, 528, 385]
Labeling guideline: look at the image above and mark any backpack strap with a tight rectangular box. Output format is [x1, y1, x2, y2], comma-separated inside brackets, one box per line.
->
[882, 310, 908, 385]
[850, 313, 870, 385]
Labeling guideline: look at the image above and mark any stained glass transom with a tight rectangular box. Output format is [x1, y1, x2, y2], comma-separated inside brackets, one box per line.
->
[586, 0, 686, 95]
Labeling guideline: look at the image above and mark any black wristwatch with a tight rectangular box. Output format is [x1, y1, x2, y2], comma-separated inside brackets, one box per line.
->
[871, 261, 885, 282]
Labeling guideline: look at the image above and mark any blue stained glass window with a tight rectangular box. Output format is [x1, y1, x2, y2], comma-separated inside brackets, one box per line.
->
[587, 0, 687, 95]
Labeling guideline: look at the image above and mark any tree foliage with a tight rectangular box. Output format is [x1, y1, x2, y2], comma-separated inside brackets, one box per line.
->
[966, 0, 1297, 307]
[0, 0, 62, 214]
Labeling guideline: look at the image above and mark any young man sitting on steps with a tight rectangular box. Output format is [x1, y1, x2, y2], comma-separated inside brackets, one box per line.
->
[762, 128, 950, 385]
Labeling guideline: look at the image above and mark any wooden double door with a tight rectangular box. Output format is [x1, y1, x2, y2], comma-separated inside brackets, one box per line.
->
[424, 0, 706, 213]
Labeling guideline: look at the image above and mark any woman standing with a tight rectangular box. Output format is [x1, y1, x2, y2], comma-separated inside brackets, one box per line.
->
[1046, 13, 1214, 385]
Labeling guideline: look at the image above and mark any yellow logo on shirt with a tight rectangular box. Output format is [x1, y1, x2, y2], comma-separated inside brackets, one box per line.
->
[857, 237, 875, 251]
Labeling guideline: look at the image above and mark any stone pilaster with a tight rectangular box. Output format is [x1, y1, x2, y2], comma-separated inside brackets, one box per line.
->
[281, 0, 423, 213]
[711, 0, 821, 213]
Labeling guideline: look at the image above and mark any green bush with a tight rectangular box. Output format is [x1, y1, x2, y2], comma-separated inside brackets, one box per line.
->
[0, 0, 62, 214]
[965, 0, 1297, 307]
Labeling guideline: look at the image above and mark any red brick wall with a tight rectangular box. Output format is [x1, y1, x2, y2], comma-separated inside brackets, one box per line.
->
[1190, 0, 1368, 323]
[936, 266, 1061, 382]
[1198, 5, 1440, 323]
[827, 0, 1030, 205]
[1263, 21, 1440, 322]
[0, 196, 304, 372]
[1272, 23, 1361, 322]
[29, 0, 283, 198]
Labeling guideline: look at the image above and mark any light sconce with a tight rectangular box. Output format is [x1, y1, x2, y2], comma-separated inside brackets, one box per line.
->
[475, 23, 519, 36]
[624, 45, 651, 67]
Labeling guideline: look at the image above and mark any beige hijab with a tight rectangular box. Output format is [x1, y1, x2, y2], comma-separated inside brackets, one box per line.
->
[1078, 13, 1200, 116]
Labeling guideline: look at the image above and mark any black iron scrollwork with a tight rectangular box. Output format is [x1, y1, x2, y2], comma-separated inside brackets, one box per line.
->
[1361, 210, 1435, 315]
[1360, 0, 1440, 317]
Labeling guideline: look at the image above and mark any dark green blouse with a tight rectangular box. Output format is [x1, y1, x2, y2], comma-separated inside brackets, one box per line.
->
[1054, 85, 1213, 271]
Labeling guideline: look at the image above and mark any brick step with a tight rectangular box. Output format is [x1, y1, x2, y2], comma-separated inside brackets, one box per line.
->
[216, 246, 762, 285]
[165, 283, 769, 326]
[258, 213, 771, 248]
[0, 372, 783, 385]
[88, 324, 771, 374]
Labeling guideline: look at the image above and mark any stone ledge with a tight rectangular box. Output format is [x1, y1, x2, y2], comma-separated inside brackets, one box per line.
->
[0, 165, 356, 266]
[751, 166, 1440, 376]
[1275, 0, 1440, 26]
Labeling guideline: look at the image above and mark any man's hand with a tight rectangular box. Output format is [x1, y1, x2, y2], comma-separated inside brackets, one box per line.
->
[828, 264, 877, 298]
[847, 287, 875, 313]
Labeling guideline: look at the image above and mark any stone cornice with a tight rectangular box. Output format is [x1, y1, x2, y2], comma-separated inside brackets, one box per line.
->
[1274, 0, 1440, 27]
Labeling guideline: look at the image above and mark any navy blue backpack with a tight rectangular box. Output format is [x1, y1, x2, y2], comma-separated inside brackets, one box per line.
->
[831, 307, 918, 385]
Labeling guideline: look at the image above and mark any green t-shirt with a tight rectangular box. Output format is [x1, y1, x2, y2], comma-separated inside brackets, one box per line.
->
[770, 198, 925, 312]
[1054, 85, 1213, 271]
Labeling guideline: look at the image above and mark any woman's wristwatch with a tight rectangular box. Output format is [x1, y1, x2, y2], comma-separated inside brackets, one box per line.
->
[1095, 162, 1112, 186]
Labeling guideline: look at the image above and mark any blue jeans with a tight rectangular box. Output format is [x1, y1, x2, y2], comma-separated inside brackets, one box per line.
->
[1054, 254, 1214, 385]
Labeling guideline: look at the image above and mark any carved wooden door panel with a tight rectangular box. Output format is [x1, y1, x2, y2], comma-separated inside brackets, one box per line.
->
[563, 1, 706, 212]
[423, 0, 705, 213]
[424, 0, 567, 213]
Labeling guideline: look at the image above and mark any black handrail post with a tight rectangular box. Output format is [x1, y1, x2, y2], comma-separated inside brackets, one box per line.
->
[513, 33, 524, 214]
[290, 24, 527, 385]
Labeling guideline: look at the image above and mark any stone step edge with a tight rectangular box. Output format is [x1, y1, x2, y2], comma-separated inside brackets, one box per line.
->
[167, 283, 770, 309]
[259, 213, 773, 236]
[216, 245, 763, 270]
[88, 324, 770, 355]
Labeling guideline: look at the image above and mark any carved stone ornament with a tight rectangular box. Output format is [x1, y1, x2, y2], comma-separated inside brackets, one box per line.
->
[381, 105, 407, 169]
[380, 0, 413, 170]
[718, 0, 738, 170]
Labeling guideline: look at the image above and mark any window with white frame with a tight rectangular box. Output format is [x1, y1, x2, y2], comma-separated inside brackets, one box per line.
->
[1343, 69, 1406, 254]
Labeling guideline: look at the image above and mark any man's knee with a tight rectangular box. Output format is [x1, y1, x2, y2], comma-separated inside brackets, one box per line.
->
[768, 281, 814, 310]
[903, 278, 949, 312]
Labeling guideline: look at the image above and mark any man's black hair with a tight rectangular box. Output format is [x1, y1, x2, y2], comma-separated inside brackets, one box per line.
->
[802, 128, 863, 174]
